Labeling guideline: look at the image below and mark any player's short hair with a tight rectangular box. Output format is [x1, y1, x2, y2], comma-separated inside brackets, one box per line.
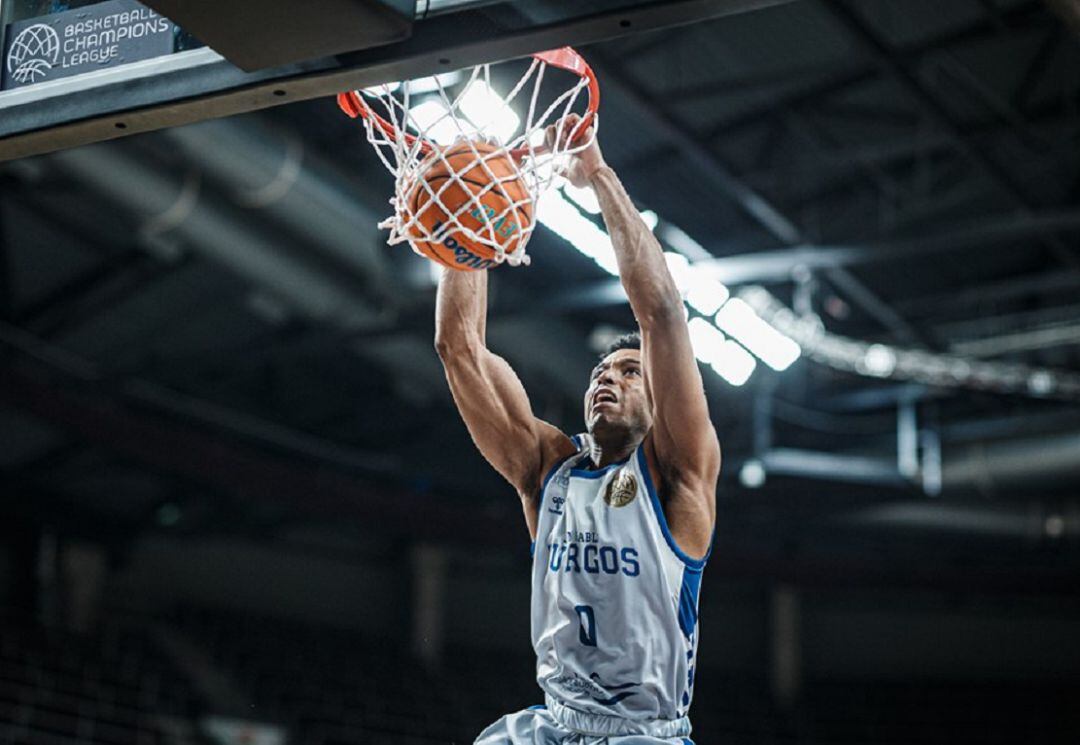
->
[602, 332, 641, 358]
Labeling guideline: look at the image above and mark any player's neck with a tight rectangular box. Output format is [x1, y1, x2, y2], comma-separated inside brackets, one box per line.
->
[587, 430, 639, 468]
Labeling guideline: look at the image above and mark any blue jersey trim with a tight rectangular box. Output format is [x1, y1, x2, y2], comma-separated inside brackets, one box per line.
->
[677, 565, 704, 639]
[537, 445, 582, 518]
[637, 446, 709, 571]
[527, 704, 547, 711]
[569, 453, 632, 479]
[540, 453, 571, 494]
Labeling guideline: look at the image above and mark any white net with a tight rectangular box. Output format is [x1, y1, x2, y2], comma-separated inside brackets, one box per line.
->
[342, 49, 598, 268]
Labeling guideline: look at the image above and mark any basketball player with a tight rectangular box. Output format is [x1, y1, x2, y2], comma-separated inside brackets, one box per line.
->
[434, 114, 720, 744]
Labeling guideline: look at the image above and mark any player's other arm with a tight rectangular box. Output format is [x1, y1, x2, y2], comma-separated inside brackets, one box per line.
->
[559, 117, 720, 558]
[434, 268, 575, 539]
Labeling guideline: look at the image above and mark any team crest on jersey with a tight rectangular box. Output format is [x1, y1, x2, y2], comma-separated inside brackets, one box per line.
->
[604, 470, 637, 507]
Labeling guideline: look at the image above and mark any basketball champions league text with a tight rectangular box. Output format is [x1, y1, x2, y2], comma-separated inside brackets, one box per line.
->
[545, 531, 641, 577]
[62, 11, 169, 66]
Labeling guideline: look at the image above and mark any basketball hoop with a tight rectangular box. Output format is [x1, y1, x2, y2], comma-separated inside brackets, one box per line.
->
[337, 47, 600, 268]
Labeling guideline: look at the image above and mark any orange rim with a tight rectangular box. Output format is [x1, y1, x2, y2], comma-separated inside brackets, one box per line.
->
[336, 46, 600, 161]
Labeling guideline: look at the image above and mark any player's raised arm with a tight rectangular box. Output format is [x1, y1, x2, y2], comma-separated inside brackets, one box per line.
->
[552, 115, 721, 558]
[434, 268, 575, 537]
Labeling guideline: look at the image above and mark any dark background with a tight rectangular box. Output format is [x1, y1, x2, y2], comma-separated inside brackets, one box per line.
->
[1, 0, 1080, 743]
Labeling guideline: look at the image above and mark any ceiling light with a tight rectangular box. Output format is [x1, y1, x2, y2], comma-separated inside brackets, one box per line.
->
[410, 99, 462, 145]
[363, 71, 464, 97]
[410, 70, 464, 94]
[657, 222, 712, 261]
[739, 460, 766, 488]
[715, 297, 801, 371]
[687, 317, 756, 386]
[860, 344, 897, 377]
[711, 340, 756, 386]
[563, 182, 601, 214]
[684, 272, 730, 316]
[537, 188, 618, 274]
[688, 317, 727, 364]
[639, 209, 658, 231]
[664, 252, 690, 293]
[459, 80, 520, 143]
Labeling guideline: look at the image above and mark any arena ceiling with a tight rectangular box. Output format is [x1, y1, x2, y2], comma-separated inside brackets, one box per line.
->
[1, 0, 1078, 589]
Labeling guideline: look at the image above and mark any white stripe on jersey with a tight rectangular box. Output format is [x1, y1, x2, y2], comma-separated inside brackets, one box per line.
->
[530, 434, 708, 727]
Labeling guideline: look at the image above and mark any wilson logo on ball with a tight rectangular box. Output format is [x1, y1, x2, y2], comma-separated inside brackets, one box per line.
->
[403, 140, 534, 272]
[430, 221, 498, 270]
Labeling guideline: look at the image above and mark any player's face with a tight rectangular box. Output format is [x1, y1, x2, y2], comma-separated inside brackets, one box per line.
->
[584, 349, 652, 438]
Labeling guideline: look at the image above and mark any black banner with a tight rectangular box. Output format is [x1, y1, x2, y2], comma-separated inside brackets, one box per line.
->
[3, 0, 174, 90]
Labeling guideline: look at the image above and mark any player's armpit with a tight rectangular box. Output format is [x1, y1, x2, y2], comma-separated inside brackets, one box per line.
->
[437, 344, 574, 529]
[640, 306, 721, 556]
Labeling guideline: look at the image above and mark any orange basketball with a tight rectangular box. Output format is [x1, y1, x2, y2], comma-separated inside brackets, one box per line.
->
[404, 140, 533, 271]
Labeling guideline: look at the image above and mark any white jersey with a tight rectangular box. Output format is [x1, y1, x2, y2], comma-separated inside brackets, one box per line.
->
[530, 433, 708, 729]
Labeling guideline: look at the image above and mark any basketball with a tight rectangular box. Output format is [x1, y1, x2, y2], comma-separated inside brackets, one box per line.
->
[404, 140, 534, 271]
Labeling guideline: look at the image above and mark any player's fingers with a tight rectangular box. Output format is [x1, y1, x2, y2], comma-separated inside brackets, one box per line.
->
[561, 114, 582, 146]
[546, 121, 569, 150]
[566, 115, 594, 147]
[544, 123, 557, 150]
[545, 114, 588, 150]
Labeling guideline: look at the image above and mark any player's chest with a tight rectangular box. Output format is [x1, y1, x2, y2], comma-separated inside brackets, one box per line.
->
[543, 467, 647, 533]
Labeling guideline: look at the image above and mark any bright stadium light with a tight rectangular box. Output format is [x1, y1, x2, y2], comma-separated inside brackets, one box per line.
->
[688, 317, 727, 363]
[688, 317, 756, 386]
[712, 339, 756, 386]
[542, 196, 773, 386]
[861, 344, 897, 377]
[459, 80, 520, 143]
[563, 182, 601, 214]
[715, 297, 801, 371]
[658, 222, 712, 261]
[739, 459, 767, 488]
[563, 183, 655, 236]
[665, 252, 730, 316]
[664, 252, 691, 292]
[410, 99, 461, 145]
[684, 272, 730, 316]
[537, 188, 618, 275]
[410, 70, 464, 94]
[639, 209, 659, 231]
[364, 71, 464, 97]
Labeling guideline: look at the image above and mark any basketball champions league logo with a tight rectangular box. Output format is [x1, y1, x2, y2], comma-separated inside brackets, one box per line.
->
[604, 470, 637, 508]
[7, 24, 61, 84]
[2, 0, 173, 91]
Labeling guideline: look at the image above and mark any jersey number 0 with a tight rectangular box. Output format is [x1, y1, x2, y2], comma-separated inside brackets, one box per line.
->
[575, 604, 598, 647]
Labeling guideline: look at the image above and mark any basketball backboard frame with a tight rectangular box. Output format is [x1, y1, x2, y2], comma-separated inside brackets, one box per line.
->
[0, 0, 793, 162]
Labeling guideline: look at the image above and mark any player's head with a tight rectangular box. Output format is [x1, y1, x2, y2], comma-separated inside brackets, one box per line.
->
[584, 332, 652, 441]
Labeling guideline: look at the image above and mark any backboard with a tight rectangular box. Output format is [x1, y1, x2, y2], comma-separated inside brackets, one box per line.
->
[0, 0, 794, 162]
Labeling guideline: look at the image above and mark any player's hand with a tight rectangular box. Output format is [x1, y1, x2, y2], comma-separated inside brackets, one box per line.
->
[544, 113, 606, 189]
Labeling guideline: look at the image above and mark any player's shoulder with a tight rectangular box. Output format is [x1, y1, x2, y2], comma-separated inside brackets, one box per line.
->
[542, 426, 580, 471]
[527, 422, 578, 496]
[642, 428, 719, 496]
[641, 430, 716, 560]
[652, 419, 721, 488]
